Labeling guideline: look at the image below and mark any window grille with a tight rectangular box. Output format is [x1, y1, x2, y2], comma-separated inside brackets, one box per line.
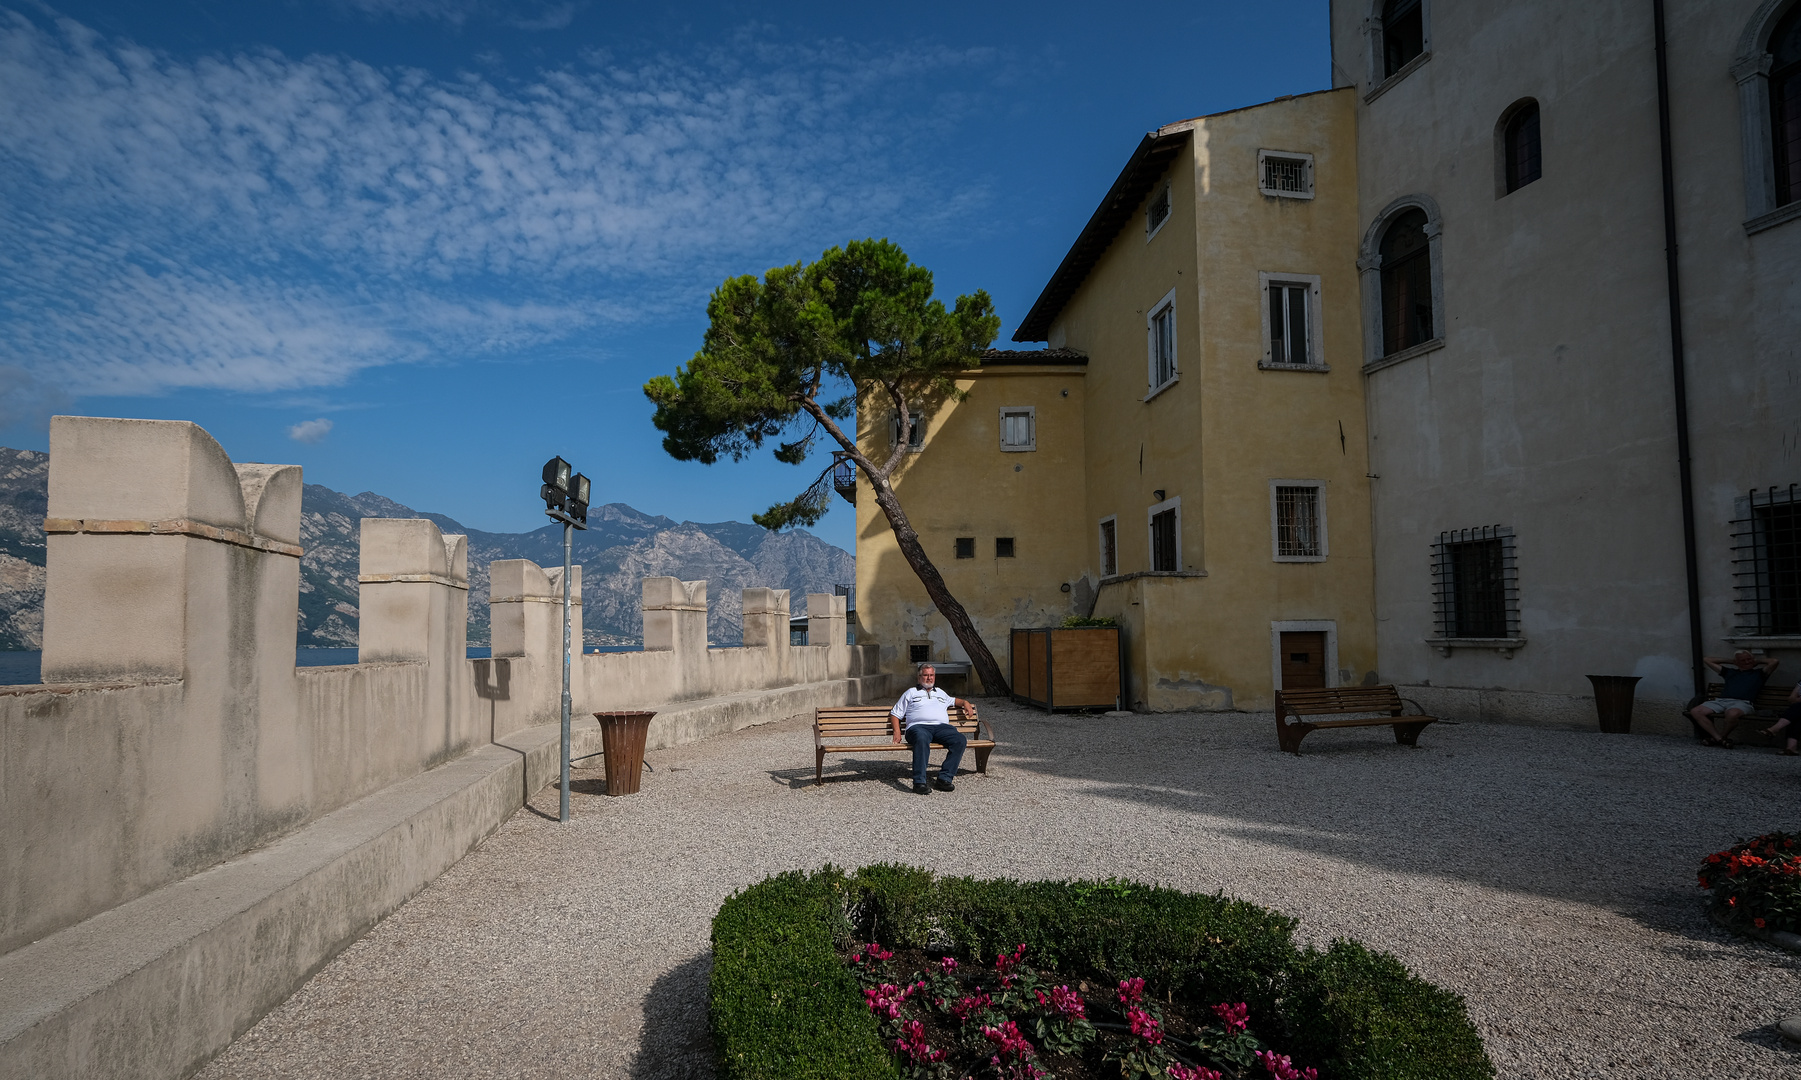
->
[955, 537, 975, 559]
[1000, 408, 1035, 451]
[1149, 303, 1176, 389]
[1100, 519, 1118, 577]
[1264, 157, 1308, 194]
[1268, 283, 1311, 365]
[1275, 486, 1323, 557]
[909, 644, 930, 663]
[1732, 485, 1801, 635]
[1151, 509, 1178, 572]
[996, 537, 1016, 558]
[1147, 184, 1171, 235]
[1431, 526, 1518, 639]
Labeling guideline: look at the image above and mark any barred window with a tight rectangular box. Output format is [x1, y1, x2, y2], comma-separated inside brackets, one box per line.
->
[1146, 183, 1171, 237]
[1258, 151, 1314, 199]
[1150, 506, 1179, 572]
[1273, 484, 1325, 559]
[1431, 526, 1518, 639]
[1732, 485, 1801, 635]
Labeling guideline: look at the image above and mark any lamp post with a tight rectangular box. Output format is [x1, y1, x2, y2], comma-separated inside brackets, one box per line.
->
[540, 456, 590, 822]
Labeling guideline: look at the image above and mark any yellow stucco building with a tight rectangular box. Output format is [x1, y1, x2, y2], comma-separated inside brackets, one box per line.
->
[856, 88, 1376, 712]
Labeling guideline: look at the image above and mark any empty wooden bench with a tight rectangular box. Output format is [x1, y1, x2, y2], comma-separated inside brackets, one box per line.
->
[813, 703, 997, 785]
[1275, 685, 1437, 755]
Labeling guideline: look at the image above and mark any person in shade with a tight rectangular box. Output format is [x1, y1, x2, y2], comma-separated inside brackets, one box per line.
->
[890, 664, 971, 794]
[1689, 650, 1780, 747]
[1760, 683, 1801, 757]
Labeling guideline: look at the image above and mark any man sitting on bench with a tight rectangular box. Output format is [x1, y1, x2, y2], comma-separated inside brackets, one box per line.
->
[891, 665, 971, 794]
[1690, 650, 1780, 747]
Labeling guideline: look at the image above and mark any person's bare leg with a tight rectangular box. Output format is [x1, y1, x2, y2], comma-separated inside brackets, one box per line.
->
[1689, 705, 1724, 743]
[1718, 708, 1747, 743]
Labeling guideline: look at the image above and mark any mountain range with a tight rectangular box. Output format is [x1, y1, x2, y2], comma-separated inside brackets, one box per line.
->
[0, 446, 854, 650]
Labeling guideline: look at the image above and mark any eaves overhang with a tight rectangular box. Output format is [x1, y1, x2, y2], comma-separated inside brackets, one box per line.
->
[1013, 127, 1192, 342]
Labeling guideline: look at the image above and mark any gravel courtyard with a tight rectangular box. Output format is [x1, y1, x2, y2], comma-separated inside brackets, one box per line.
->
[198, 701, 1801, 1080]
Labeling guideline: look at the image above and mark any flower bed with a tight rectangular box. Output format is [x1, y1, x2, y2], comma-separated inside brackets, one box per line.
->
[708, 866, 1492, 1080]
[1698, 831, 1801, 935]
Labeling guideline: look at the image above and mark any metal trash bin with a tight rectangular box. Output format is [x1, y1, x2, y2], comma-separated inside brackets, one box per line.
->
[1586, 675, 1641, 734]
[594, 711, 656, 795]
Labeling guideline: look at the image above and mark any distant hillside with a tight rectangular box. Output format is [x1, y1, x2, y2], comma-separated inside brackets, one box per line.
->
[0, 447, 853, 650]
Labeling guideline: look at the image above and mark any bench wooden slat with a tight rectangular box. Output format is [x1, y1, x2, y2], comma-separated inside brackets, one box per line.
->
[813, 702, 996, 784]
[1703, 682, 1795, 712]
[1275, 685, 1435, 755]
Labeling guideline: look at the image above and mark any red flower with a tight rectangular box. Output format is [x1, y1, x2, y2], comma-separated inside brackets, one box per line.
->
[1756, 918, 1768, 928]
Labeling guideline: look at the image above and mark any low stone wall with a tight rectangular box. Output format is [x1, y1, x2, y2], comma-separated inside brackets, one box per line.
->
[0, 416, 888, 1079]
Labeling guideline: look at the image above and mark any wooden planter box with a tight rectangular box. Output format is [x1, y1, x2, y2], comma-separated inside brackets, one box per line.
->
[1011, 626, 1123, 712]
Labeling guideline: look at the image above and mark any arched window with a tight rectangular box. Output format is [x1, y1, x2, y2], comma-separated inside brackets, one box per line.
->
[1502, 101, 1542, 194]
[1772, 6, 1801, 206]
[1382, 0, 1425, 78]
[1380, 209, 1433, 356]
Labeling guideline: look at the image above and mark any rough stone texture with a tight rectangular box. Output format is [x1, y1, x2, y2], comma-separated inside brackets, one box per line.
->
[200, 703, 1801, 1079]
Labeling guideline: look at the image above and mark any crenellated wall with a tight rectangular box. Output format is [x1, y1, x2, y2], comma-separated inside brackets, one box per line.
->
[0, 416, 883, 966]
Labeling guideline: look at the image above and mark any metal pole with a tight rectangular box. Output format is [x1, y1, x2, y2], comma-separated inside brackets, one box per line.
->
[559, 519, 573, 823]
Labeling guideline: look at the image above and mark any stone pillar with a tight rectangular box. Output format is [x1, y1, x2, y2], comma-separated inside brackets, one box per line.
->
[39, 415, 308, 833]
[741, 587, 791, 650]
[357, 519, 468, 664]
[643, 577, 707, 653]
[489, 559, 581, 660]
[806, 592, 848, 653]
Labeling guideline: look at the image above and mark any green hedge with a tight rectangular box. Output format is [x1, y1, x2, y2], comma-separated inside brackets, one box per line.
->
[709, 866, 1493, 1080]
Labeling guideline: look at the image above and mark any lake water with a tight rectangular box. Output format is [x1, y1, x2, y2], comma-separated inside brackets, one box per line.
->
[0, 645, 643, 686]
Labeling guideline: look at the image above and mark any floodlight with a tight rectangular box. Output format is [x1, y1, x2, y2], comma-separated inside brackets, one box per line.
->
[542, 456, 571, 492]
[569, 473, 591, 508]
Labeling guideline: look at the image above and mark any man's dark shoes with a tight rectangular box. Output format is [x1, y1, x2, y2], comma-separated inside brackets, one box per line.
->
[933, 777, 955, 792]
[913, 782, 931, 795]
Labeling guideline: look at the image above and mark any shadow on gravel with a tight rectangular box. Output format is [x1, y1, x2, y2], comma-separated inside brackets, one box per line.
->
[774, 759, 918, 790]
[974, 699, 1801, 934]
[629, 952, 716, 1080]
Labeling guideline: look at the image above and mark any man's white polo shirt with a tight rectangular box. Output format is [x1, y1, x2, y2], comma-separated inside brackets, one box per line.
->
[892, 686, 955, 729]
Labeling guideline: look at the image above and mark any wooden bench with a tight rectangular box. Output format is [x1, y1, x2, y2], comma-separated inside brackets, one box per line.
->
[813, 703, 997, 785]
[1275, 685, 1438, 755]
[1688, 682, 1797, 741]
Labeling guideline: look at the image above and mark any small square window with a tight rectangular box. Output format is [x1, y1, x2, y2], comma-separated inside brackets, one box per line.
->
[996, 537, 1016, 558]
[955, 537, 975, 559]
[909, 643, 930, 663]
[1257, 150, 1315, 200]
[999, 407, 1036, 451]
[1146, 182, 1171, 238]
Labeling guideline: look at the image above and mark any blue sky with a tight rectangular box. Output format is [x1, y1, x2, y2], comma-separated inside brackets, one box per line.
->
[0, 0, 1329, 551]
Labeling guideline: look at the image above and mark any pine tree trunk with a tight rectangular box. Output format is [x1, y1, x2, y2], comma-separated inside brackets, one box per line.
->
[867, 473, 1011, 697]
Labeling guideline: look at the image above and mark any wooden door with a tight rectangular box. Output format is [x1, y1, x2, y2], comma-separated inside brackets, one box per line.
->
[1279, 631, 1327, 689]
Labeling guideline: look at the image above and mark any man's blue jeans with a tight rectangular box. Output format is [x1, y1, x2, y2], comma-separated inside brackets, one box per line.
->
[905, 723, 966, 786]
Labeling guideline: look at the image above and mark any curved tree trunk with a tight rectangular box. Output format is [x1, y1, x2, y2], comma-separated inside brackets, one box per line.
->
[868, 474, 1011, 697]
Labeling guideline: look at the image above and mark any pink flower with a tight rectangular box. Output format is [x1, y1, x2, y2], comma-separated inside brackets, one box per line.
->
[981, 1020, 1037, 1061]
[1255, 1050, 1318, 1080]
[1117, 976, 1146, 1006]
[1040, 984, 1086, 1018]
[1167, 1065, 1224, 1080]
[939, 956, 960, 974]
[948, 992, 992, 1023]
[1128, 1007, 1164, 1045]
[862, 980, 923, 1020]
[855, 942, 894, 964]
[1211, 1001, 1249, 1033]
[892, 1019, 947, 1065]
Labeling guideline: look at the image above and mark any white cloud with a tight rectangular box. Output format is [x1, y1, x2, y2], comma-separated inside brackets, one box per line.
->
[287, 417, 334, 443]
[332, 0, 580, 29]
[0, 10, 997, 395]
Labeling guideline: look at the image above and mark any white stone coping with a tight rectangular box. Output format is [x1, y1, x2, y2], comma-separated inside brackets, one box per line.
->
[358, 572, 469, 591]
[1423, 637, 1528, 658]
